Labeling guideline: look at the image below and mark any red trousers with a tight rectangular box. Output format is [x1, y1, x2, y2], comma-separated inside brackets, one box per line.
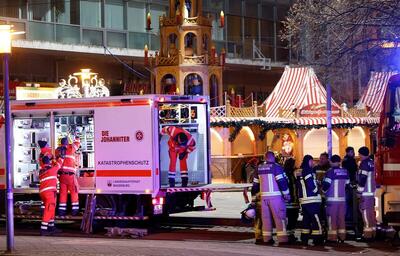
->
[59, 174, 79, 212]
[40, 191, 56, 223]
[168, 149, 188, 178]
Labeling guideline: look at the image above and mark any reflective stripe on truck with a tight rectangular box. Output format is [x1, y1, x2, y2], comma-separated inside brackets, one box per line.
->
[384, 163, 400, 171]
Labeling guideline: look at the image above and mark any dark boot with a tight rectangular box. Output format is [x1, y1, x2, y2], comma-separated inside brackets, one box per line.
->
[71, 203, 79, 216]
[48, 226, 63, 234]
[40, 222, 51, 236]
[181, 177, 188, 187]
[40, 229, 53, 236]
[288, 234, 298, 244]
[168, 178, 175, 187]
[58, 204, 67, 216]
[313, 237, 325, 246]
[301, 233, 309, 246]
[71, 209, 79, 216]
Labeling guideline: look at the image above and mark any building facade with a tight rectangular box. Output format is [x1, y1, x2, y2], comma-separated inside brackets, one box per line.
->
[0, 0, 291, 102]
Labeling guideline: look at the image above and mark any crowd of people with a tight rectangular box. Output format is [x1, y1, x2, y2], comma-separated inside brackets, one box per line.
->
[250, 146, 377, 246]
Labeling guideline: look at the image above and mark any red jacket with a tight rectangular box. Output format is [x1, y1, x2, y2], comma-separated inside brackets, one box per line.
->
[0, 115, 4, 128]
[39, 158, 64, 193]
[39, 147, 53, 169]
[161, 126, 196, 153]
[56, 138, 81, 173]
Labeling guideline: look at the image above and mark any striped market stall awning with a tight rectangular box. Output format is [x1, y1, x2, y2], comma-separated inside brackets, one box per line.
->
[294, 117, 380, 126]
[210, 66, 380, 128]
[263, 66, 341, 118]
[356, 71, 397, 114]
[210, 116, 292, 123]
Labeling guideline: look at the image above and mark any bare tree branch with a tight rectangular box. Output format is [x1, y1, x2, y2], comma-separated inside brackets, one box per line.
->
[281, 0, 400, 104]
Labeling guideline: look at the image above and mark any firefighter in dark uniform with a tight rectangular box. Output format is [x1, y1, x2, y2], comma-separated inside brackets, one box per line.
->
[313, 152, 330, 235]
[297, 155, 324, 245]
[357, 147, 377, 240]
[252, 151, 290, 245]
[313, 152, 331, 182]
[283, 158, 299, 243]
[342, 146, 359, 224]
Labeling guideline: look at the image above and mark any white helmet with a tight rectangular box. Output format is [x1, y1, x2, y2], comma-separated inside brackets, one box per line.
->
[244, 208, 256, 219]
[241, 204, 256, 223]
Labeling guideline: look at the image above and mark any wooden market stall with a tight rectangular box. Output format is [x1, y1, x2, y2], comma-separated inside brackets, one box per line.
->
[210, 66, 380, 182]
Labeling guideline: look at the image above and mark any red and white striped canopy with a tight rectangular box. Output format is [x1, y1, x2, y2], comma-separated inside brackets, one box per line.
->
[357, 71, 397, 114]
[263, 66, 341, 118]
[295, 117, 379, 126]
[210, 116, 292, 123]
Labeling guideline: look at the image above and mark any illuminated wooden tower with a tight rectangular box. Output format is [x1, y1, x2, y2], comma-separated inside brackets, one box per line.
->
[149, 0, 224, 106]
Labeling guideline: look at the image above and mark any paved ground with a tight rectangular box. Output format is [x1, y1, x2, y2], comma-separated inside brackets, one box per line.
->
[0, 235, 398, 256]
[172, 191, 250, 219]
[0, 191, 399, 255]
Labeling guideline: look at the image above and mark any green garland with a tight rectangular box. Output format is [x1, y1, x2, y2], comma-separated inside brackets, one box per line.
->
[210, 120, 378, 142]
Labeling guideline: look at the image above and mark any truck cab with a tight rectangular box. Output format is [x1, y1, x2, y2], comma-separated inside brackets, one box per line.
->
[375, 74, 400, 227]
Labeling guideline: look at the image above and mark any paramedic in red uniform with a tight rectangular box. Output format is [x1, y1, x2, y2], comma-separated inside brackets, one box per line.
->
[40, 155, 64, 235]
[38, 140, 53, 169]
[57, 136, 81, 216]
[161, 126, 196, 187]
[38, 140, 54, 213]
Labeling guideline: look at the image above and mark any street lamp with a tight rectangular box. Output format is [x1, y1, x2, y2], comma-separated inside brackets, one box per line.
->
[0, 24, 24, 253]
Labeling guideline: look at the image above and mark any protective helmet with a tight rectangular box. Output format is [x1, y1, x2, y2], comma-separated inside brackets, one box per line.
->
[240, 204, 256, 224]
[358, 146, 370, 157]
[38, 140, 47, 149]
[61, 137, 68, 146]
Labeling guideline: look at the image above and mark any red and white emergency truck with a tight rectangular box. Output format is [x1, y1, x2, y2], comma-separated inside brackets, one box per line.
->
[0, 95, 241, 228]
[375, 74, 400, 228]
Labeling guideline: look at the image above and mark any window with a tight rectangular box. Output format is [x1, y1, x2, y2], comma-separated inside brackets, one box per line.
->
[127, 1, 145, 32]
[226, 14, 241, 42]
[107, 31, 126, 48]
[0, 0, 26, 19]
[29, 0, 52, 22]
[150, 4, 168, 33]
[277, 4, 289, 21]
[105, 0, 124, 30]
[128, 32, 148, 49]
[228, 0, 241, 15]
[261, 2, 274, 21]
[260, 19, 274, 58]
[243, 17, 258, 58]
[150, 34, 160, 50]
[389, 85, 400, 131]
[82, 29, 103, 46]
[204, 0, 225, 12]
[80, 0, 102, 28]
[28, 22, 54, 41]
[56, 24, 80, 44]
[206, 12, 224, 41]
[245, 0, 258, 18]
[55, 0, 79, 25]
